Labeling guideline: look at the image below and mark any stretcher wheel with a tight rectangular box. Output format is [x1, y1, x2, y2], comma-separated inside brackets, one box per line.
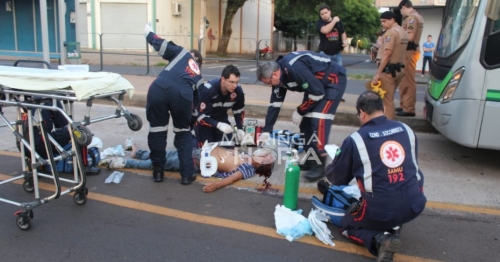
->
[73, 126, 93, 146]
[127, 113, 143, 131]
[23, 180, 34, 193]
[16, 215, 33, 230]
[73, 192, 87, 205]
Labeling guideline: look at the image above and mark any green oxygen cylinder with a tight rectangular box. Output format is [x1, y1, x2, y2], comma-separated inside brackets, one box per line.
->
[283, 150, 300, 210]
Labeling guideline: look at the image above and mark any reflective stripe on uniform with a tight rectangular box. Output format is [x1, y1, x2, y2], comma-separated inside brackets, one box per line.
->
[270, 102, 282, 107]
[288, 53, 331, 66]
[401, 123, 422, 181]
[149, 125, 168, 132]
[232, 108, 244, 114]
[197, 114, 208, 122]
[165, 49, 189, 71]
[304, 112, 335, 120]
[287, 82, 298, 87]
[173, 127, 191, 132]
[213, 102, 235, 107]
[350, 132, 373, 192]
[158, 41, 169, 57]
[308, 94, 324, 101]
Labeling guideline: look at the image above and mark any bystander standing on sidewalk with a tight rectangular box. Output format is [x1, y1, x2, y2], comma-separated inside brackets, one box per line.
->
[316, 4, 347, 66]
[421, 35, 435, 77]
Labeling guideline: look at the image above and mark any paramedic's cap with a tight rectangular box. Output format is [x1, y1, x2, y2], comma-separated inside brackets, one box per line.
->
[380, 11, 396, 20]
[190, 50, 203, 67]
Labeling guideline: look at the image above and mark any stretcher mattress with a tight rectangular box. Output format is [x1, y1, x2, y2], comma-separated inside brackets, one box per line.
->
[0, 65, 134, 100]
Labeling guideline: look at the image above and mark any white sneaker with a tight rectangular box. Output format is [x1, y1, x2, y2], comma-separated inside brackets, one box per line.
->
[125, 138, 133, 151]
[109, 158, 125, 169]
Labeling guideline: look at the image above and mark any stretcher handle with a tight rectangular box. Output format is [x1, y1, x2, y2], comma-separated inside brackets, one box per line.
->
[13, 60, 52, 69]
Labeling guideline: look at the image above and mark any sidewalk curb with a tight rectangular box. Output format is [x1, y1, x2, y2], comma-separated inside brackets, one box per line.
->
[95, 93, 438, 134]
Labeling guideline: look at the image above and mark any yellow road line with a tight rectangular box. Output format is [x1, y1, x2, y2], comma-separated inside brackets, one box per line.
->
[0, 173, 440, 262]
[1, 150, 500, 217]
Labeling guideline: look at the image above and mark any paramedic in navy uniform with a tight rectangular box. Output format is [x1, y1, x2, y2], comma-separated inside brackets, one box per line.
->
[256, 51, 347, 181]
[195, 65, 245, 146]
[144, 24, 203, 185]
[325, 91, 426, 262]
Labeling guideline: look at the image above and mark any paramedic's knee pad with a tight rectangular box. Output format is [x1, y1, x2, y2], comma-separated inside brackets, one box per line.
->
[200, 142, 218, 178]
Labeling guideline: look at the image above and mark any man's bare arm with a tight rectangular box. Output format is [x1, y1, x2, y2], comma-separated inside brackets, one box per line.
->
[320, 16, 340, 34]
[203, 171, 244, 193]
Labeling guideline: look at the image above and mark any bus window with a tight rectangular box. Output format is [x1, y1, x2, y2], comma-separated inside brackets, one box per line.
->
[435, 0, 479, 58]
[483, 19, 500, 66]
[494, 19, 500, 32]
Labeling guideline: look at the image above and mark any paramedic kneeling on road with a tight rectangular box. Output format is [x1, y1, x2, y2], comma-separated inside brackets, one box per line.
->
[144, 24, 203, 185]
[325, 91, 426, 262]
[195, 65, 245, 146]
[256, 51, 347, 182]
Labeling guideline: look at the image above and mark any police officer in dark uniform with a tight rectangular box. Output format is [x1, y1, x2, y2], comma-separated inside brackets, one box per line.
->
[195, 65, 245, 146]
[256, 51, 347, 181]
[325, 91, 427, 262]
[144, 24, 203, 185]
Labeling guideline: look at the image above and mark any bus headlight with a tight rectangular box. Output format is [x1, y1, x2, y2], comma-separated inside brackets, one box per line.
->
[439, 67, 465, 103]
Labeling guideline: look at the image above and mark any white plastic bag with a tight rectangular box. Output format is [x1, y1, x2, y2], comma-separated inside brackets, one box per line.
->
[274, 204, 313, 242]
[105, 171, 124, 184]
[308, 209, 335, 246]
[101, 144, 126, 158]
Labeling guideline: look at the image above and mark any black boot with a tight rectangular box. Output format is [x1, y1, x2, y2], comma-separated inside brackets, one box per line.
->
[304, 156, 326, 182]
[152, 166, 164, 183]
[181, 173, 197, 185]
[374, 233, 401, 262]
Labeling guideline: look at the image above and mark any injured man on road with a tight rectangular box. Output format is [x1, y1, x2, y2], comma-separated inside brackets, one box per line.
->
[100, 141, 278, 193]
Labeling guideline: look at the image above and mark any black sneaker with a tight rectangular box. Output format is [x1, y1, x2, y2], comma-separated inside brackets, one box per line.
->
[395, 107, 403, 112]
[375, 233, 401, 262]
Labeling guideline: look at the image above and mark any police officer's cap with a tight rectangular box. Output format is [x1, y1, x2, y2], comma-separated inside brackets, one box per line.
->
[380, 11, 396, 20]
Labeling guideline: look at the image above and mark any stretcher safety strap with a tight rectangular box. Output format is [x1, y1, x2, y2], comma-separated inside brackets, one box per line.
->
[165, 49, 189, 71]
[350, 132, 373, 193]
[149, 125, 168, 132]
[401, 123, 421, 181]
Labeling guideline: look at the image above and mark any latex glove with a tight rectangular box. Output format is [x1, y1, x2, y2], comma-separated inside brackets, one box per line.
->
[292, 110, 303, 125]
[217, 122, 233, 134]
[144, 23, 154, 37]
[257, 132, 271, 146]
[237, 129, 245, 142]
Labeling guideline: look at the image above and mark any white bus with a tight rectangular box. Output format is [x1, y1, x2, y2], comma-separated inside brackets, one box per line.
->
[425, 0, 500, 149]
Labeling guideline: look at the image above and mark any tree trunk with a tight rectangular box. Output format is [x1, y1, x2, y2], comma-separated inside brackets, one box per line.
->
[216, 0, 247, 56]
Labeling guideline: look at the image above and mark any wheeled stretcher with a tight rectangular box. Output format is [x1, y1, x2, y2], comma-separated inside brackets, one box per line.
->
[0, 63, 142, 230]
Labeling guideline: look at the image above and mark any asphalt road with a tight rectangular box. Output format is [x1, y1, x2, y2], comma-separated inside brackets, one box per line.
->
[0, 153, 498, 262]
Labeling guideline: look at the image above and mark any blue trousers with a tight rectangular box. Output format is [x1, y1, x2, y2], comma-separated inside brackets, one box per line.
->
[125, 150, 180, 171]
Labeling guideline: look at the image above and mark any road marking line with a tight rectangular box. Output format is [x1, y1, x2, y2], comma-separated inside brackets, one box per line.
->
[1, 150, 499, 217]
[0, 173, 441, 262]
[248, 68, 257, 71]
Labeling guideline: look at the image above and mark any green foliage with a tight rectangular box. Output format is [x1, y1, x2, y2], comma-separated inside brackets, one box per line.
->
[274, 0, 380, 40]
[358, 37, 371, 50]
[350, 36, 358, 48]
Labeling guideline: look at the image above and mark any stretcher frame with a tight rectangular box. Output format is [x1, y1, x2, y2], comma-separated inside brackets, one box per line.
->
[0, 80, 142, 231]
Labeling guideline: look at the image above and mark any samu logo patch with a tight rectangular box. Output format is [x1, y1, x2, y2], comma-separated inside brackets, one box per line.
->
[302, 82, 309, 89]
